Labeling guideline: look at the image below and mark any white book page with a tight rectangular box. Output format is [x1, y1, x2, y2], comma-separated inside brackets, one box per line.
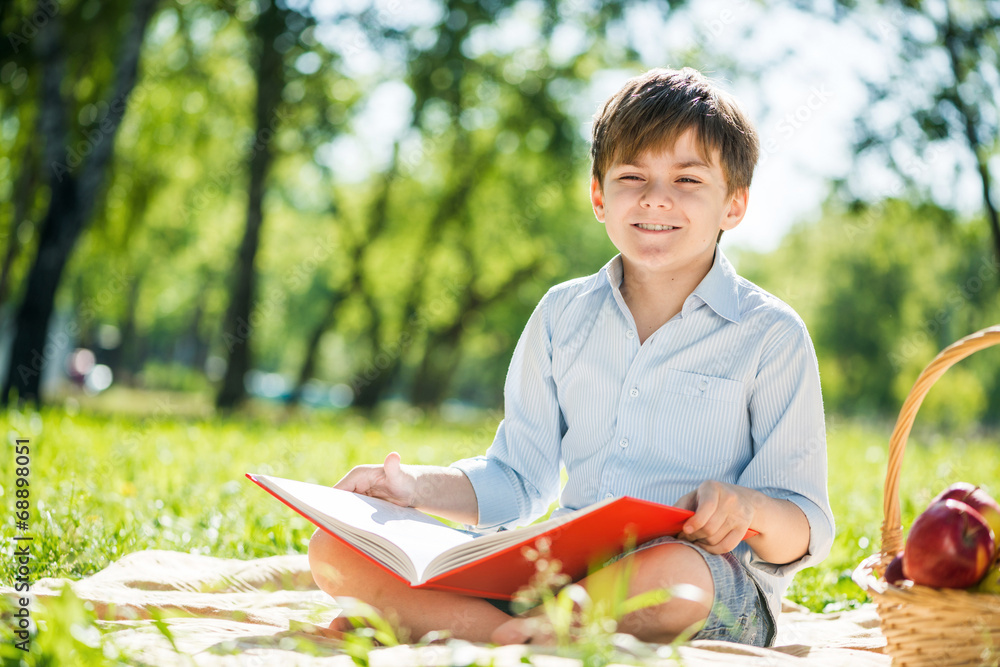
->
[256, 475, 477, 582]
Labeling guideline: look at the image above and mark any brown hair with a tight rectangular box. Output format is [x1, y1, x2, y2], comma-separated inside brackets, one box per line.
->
[591, 67, 759, 196]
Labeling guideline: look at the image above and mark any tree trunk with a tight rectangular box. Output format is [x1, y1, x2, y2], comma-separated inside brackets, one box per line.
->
[350, 297, 393, 410]
[189, 293, 211, 374]
[2, 177, 81, 404]
[290, 144, 401, 408]
[215, 0, 285, 410]
[288, 293, 340, 404]
[107, 270, 143, 385]
[352, 146, 494, 409]
[1, 0, 159, 406]
[971, 155, 1000, 264]
[0, 141, 39, 310]
[408, 256, 543, 408]
[941, 2, 1000, 264]
[409, 325, 464, 408]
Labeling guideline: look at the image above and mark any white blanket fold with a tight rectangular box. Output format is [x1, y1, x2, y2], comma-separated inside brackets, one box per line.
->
[4, 549, 888, 666]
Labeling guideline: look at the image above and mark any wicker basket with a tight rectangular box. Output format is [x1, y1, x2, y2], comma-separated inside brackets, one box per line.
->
[852, 325, 1000, 666]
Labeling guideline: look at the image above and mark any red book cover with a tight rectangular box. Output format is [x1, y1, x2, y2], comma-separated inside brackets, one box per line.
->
[247, 473, 757, 600]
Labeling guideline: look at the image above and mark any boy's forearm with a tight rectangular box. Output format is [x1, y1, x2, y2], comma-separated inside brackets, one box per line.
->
[409, 465, 480, 525]
[746, 493, 810, 565]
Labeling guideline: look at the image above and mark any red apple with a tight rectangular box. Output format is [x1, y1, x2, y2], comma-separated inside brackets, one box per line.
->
[933, 482, 1000, 550]
[884, 553, 908, 586]
[902, 499, 995, 589]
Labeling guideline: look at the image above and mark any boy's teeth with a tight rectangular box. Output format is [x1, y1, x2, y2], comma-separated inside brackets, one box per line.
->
[636, 223, 677, 231]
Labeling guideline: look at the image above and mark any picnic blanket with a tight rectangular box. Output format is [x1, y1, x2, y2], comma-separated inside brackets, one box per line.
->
[6, 550, 889, 665]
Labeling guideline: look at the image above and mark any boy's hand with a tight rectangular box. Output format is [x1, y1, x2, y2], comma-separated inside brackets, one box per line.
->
[334, 452, 418, 508]
[333, 452, 480, 525]
[674, 480, 757, 555]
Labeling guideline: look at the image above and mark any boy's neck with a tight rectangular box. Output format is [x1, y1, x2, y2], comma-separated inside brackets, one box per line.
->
[618, 251, 715, 343]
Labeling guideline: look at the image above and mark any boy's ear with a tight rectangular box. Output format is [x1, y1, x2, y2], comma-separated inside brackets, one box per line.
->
[590, 177, 606, 223]
[721, 187, 749, 231]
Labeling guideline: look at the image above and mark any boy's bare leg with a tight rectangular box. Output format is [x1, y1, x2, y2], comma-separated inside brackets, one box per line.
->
[492, 542, 714, 645]
[308, 528, 512, 643]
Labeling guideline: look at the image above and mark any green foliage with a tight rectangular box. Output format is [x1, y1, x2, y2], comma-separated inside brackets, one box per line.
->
[0, 584, 123, 666]
[329, 535, 690, 667]
[505, 538, 690, 666]
[138, 362, 213, 393]
[739, 198, 1000, 427]
[825, 0, 1000, 259]
[336, 601, 404, 666]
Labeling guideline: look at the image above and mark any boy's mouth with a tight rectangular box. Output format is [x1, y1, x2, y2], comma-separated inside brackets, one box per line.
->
[634, 223, 678, 231]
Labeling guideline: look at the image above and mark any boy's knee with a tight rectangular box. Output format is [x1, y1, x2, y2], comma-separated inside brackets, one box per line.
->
[631, 542, 714, 597]
[307, 527, 330, 561]
[308, 528, 346, 589]
[613, 543, 715, 641]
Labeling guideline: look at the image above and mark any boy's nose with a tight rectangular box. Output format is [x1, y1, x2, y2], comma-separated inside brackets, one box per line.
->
[639, 181, 673, 208]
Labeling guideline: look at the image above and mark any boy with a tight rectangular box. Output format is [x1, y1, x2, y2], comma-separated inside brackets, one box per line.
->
[309, 67, 834, 647]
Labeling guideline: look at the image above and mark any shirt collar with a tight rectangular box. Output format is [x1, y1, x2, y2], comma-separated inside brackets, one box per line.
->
[689, 247, 741, 324]
[605, 255, 624, 290]
[585, 249, 741, 324]
[576, 255, 622, 296]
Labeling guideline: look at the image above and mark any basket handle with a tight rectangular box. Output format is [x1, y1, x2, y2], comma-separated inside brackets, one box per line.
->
[880, 325, 1000, 565]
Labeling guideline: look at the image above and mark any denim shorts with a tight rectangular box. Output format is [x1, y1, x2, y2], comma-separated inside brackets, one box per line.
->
[486, 535, 775, 647]
[615, 535, 776, 647]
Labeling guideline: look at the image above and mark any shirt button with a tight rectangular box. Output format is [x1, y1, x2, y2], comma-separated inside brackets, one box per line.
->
[698, 380, 708, 391]
[629, 387, 639, 398]
[626, 330, 635, 339]
[619, 437, 628, 448]
[605, 492, 614, 500]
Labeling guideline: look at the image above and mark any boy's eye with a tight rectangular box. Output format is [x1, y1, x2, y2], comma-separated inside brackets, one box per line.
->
[619, 175, 642, 181]
[677, 177, 700, 184]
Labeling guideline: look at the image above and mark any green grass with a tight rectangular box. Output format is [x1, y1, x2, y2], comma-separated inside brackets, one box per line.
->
[2, 397, 999, 661]
[789, 415, 1000, 612]
[0, 401, 500, 583]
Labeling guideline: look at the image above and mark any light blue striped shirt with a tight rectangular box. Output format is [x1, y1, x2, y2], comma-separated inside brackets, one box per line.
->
[452, 247, 834, 621]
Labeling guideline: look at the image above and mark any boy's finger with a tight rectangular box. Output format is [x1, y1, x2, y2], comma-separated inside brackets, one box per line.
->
[335, 462, 391, 493]
[333, 467, 367, 493]
[683, 492, 717, 535]
[674, 490, 697, 511]
[694, 512, 729, 541]
[707, 521, 749, 553]
[711, 529, 743, 555]
[383, 451, 402, 479]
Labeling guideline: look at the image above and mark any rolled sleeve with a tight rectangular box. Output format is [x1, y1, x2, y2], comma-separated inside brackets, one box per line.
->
[450, 431, 532, 530]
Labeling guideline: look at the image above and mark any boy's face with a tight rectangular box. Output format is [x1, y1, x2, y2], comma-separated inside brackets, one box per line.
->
[590, 127, 748, 282]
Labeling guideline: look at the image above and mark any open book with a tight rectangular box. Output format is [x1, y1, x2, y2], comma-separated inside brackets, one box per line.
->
[247, 473, 758, 600]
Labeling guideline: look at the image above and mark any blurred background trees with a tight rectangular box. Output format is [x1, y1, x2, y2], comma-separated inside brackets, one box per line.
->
[1, 0, 998, 429]
[1, 0, 160, 404]
[819, 0, 1000, 260]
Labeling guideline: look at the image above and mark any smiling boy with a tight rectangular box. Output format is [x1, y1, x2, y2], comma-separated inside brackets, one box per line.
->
[309, 67, 834, 647]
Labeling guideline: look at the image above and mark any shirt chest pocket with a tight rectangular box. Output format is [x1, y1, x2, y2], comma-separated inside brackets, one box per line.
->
[653, 369, 749, 471]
